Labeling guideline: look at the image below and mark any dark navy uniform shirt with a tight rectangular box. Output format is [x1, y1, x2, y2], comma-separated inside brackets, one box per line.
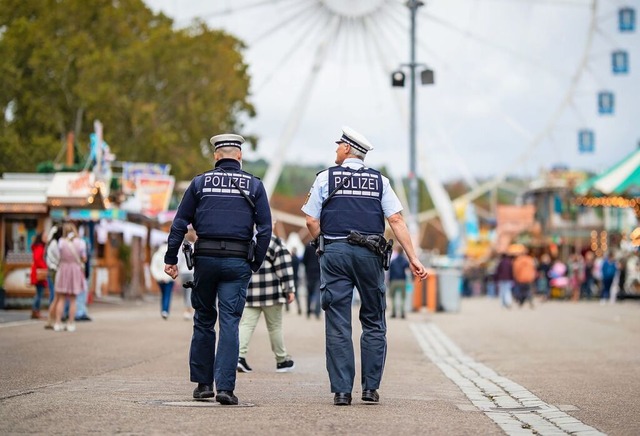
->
[164, 158, 272, 271]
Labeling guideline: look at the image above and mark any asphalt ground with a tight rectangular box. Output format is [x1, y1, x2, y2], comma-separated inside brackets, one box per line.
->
[0, 294, 638, 435]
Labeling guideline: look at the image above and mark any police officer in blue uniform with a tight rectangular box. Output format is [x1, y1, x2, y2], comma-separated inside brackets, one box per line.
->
[164, 133, 272, 405]
[302, 126, 428, 406]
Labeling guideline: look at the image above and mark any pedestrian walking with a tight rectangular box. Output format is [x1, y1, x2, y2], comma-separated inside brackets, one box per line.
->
[237, 233, 296, 374]
[388, 245, 410, 319]
[600, 252, 617, 303]
[29, 232, 48, 320]
[301, 126, 428, 406]
[495, 253, 514, 308]
[536, 253, 551, 300]
[74, 228, 93, 321]
[44, 225, 62, 329]
[163, 133, 272, 405]
[53, 222, 87, 332]
[512, 247, 536, 308]
[151, 242, 174, 319]
[581, 251, 595, 299]
[302, 242, 321, 319]
[568, 252, 585, 302]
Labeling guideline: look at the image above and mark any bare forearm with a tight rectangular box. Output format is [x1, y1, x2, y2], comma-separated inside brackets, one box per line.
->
[306, 215, 321, 239]
[388, 213, 418, 261]
[388, 212, 429, 280]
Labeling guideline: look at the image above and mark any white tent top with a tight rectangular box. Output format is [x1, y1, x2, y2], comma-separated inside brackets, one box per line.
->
[575, 148, 640, 196]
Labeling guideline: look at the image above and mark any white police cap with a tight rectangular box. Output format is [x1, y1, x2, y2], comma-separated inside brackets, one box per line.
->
[210, 133, 245, 150]
[335, 126, 374, 154]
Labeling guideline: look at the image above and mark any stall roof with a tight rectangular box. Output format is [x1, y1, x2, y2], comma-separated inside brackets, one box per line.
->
[0, 173, 53, 213]
[575, 148, 640, 196]
[46, 171, 106, 208]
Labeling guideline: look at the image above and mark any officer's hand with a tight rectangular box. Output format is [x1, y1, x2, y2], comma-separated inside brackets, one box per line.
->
[410, 260, 429, 281]
[164, 264, 178, 280]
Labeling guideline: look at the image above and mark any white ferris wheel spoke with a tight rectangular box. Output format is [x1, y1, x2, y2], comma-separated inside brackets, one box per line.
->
[260, 15, 341, 198]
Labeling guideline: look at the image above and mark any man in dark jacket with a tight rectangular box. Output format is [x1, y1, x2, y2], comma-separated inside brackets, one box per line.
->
[302, 242, 321, 319]
[495, 253, 514, 308]
[164, 133, 272, 405]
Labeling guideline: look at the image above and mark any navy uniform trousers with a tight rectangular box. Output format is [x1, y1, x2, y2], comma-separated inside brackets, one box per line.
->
[189, 256, 252, 392]
[319, 242, 387, 394]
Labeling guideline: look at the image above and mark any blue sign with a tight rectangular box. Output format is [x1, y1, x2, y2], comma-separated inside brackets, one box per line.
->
[619, 7, 636, 32]
[612, 50, 629, 74]
[578, 129, 595, 153]
[598, 91, 615, 115]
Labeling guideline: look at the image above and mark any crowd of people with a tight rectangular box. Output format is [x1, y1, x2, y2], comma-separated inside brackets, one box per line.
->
[29, 222, 93, 332]
[462, 247, 639, 306]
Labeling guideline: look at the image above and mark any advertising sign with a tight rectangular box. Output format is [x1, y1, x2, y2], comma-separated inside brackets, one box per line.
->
[135, 175, 175, 217]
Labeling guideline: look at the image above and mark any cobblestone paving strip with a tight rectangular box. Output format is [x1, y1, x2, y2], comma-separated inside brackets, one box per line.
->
[410, 323, 606, 436]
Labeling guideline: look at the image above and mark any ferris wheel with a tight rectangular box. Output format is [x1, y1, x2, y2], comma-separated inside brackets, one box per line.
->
[147, 0, 639, 241]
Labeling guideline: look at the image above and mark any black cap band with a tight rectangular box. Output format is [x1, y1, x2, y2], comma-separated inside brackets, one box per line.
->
[338, 134, 368, 154]
[215, 141, 242, 149]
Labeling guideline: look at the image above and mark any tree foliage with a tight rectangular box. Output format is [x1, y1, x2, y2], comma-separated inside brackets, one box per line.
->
[0, 0, 254, 180]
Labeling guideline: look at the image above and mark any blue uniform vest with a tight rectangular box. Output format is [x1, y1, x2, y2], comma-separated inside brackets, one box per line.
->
[191, 163, 257, 241]
[320, 166, 384, 238]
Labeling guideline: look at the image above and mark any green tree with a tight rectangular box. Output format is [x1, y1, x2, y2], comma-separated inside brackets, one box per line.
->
[0, 0, 254, 180]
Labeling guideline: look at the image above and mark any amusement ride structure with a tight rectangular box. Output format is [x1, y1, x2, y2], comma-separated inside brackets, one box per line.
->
[150, 0, 639, 250]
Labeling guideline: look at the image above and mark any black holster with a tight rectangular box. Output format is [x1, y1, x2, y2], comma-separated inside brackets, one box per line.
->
[347, 231, 394, 270]
[182, 241, 194, 270]
[312, 235, 325, 256]
[247, 239, 256, 262]
[382, 239, 394, 271]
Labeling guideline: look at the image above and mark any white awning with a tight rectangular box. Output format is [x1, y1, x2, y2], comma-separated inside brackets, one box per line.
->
[0, 173, 52, 212]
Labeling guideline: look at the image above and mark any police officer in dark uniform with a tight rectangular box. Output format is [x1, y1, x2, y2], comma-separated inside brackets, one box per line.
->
[301, 126, 428, 406]
[164, 133, 272, 405]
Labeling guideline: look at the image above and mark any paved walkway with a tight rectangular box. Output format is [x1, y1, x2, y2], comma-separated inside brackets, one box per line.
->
[0, 294, 638, 435]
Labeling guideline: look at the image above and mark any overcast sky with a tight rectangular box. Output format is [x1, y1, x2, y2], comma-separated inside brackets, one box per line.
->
[144, 0, 640, 185]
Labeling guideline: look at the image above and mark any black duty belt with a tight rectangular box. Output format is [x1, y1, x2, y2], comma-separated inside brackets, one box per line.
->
[195, 239, 250, 258]
[324, 238, 349, 245]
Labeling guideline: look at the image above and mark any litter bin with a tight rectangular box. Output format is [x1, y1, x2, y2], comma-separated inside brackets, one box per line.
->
[412, 269, 437, 312]
[436, 268, 462, 312]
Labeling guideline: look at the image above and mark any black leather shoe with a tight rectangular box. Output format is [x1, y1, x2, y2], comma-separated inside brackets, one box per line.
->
[192, 383, 215, 399]
[362, 389, 379, 403]
[334, 392, 352, 406]
[216, 390, 239, 405]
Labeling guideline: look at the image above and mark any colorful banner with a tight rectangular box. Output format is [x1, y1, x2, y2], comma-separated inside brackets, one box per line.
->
[50, 208, 127, 221]
[122, 162, 171, 195]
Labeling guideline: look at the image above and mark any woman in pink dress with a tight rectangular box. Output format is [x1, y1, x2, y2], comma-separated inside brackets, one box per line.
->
[53, 223, 87, 332]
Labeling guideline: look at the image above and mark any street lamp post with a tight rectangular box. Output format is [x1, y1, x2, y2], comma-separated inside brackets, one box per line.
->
[408, 0, 423, 237]
[391, 1, 433, 243]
